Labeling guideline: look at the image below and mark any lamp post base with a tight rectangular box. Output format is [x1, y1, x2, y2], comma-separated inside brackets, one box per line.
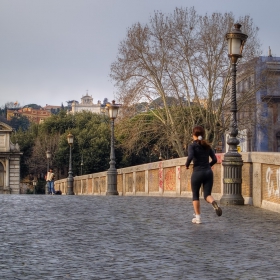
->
[106, 168, 119, 195]
[67, 177, 74, 195]
[106, 190, 119, 195]
[67, 188, 74, 195]
[220, 194, 244, 205]
[221, 153, 244, 206]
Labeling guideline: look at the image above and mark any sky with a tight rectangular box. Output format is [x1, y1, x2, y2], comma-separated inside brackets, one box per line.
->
[1, 0, 280, 108]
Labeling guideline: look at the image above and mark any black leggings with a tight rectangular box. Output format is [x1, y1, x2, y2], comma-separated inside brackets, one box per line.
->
[191, 169, 213, 201]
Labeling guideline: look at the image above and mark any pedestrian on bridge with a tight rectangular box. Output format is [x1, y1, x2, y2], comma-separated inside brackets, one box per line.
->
[46, 168, 55, 195]
[185, 126, 222, 224]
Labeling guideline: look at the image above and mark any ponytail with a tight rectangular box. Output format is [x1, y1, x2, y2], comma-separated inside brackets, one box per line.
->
[193, 126, 211, 149]
[197, 139, 211, 149]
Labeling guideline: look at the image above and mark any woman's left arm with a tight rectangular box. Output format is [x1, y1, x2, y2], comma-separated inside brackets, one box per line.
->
[185, 144, 194, 169]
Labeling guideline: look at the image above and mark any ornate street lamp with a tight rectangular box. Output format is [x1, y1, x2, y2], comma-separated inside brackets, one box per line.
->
[45, 150, 51, 194]
[106, 100, 121, 195]
[67, 133, 74, 195]
[33, 179, 37, 195]
[80, 154, 84, 175]
[220, 23, 248, 205]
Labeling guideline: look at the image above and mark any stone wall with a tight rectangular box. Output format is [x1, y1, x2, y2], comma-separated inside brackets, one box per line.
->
[54, 152, 280, 213]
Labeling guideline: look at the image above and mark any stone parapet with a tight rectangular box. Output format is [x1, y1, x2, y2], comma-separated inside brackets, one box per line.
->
[54, 152, 280, 213]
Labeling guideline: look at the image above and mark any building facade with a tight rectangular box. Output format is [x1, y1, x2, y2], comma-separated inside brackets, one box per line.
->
[230, 55, 280, 152]
[256, 56, 280, 151]
[43, 104, 61, 114]
[7, 107, 52, 124]
[0, 122, 21, 194]
[71, 93, 102, 114]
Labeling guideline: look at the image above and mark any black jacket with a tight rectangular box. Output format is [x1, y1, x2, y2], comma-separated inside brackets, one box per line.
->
[185, 141, 217, 171]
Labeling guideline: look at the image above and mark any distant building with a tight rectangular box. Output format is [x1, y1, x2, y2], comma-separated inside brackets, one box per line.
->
[66, 100, 78, 110]
[70, 93, 102, 114]
[7, 107, 52, 124]
[256, 55, 280, 152]
[225, 51, 280, 152]
[43, 104, 61, 113]
[0, 121, 21, 194]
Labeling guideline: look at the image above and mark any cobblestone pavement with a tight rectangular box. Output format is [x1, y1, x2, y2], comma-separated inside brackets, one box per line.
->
[0, 195, 280, 280]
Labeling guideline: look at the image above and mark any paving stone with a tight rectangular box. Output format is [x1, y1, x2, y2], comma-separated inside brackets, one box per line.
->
[0, 195, 280, 279]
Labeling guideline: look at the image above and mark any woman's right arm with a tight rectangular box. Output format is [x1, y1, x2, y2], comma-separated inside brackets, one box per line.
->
[185, 144, 194, 169]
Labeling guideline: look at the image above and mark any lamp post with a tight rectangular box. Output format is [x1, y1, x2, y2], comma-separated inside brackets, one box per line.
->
[45, 150, 51, 194]
[67, 133, 74, 195]
[106, 100, 121, 195]
[33, 179, 37, 194]
[220, 23, 248, 205]
[80, 154, 84, 175]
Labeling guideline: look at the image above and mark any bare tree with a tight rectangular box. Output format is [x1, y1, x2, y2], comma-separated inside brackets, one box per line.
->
[5, 101, 21, 108]
[111, 7, 261, 157]
[27, 133, 61, 178]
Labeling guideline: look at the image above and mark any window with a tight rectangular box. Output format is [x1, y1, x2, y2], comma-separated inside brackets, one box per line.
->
[277, 132, 280, 152]
[277, 104, 280, 122]
[237, 81, 240, 92]
[248, 76, 251, 88]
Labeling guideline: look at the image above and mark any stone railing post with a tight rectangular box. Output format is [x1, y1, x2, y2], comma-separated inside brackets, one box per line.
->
[176, 166, 181, 195]
[252, 162, 262, 207]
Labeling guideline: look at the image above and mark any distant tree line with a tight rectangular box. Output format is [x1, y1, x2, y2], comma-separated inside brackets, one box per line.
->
[10, 108, 179, 186]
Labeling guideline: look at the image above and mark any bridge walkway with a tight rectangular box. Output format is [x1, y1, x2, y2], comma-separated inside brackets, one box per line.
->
[0, 195, 279, 279]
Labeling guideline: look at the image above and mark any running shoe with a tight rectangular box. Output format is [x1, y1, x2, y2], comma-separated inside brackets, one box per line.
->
[212, 201, 222, 216]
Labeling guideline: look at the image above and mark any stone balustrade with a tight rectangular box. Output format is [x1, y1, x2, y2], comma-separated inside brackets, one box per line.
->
[54, 152, 280, 213]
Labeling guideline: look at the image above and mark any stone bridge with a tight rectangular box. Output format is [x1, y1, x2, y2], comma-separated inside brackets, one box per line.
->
[55, 152, 280, 213]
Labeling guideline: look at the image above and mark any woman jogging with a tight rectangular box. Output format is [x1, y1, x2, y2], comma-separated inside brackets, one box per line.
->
[185, 126, 222, 224]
